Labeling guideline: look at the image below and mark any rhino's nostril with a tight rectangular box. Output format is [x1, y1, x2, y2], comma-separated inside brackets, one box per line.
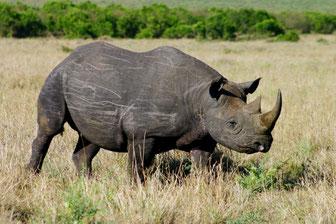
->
[255, 142, 264, 152]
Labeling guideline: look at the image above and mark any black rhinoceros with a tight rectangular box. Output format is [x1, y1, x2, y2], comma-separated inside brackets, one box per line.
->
[27, 42, 282, 182]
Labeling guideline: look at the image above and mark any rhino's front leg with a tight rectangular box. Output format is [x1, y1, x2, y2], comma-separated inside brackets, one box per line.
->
[127, 137, 155, 184]
[190, 150, 211, 169]
[190, 138, 217, 170]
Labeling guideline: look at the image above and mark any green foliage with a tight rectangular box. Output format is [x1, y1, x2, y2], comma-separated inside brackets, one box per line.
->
[238, 159, 306, 193]
[0, 3, 19, 37]
[162, 24, 194, 39]
[226, 211, 267, 224]
[61, 7, 95, 38]
[192, 21, 206, 39]
[137, 4, 182, 38]
[277, 11, 336, 34]
[239, 161, 280, 193]
[305, 12, 336, 34]
[1, 1, 336, 39]
[117, 12, 139, 38]
[57, 180, 99, 223]
[41, 0, 74, 36]
[0, 2, 45, 37]
[61, 45, 73, 52]
[205, 10, 236, 40]
[274, 30, 300, 42]
[253, 19, 284, 37]
[239, 140, 320, 193]
[14, 8, 46, 37]
[317, 38, 328, 44]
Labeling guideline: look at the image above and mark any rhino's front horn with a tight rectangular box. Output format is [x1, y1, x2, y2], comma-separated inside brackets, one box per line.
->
[260, 90, 282, 132]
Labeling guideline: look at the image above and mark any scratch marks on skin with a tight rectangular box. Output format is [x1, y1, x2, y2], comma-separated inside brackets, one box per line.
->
[66, 92, 127, 108]
[98, 53, 132, 64]
[70, 77, 122, 99]
[145, 111, 175, 118]
[166, 57, 174, 67]
[119, 103, 136, 126]
[126, 66, 145, 70]
[143, 55, 186, 69]
[84, 62, 115, 71]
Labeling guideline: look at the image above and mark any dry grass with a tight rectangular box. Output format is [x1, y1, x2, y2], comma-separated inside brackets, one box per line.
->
[0, 35, 336, 223]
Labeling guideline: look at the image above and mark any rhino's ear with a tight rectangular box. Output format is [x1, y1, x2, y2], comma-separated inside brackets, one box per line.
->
[238, 78, 261, 95]
[209, 77, 226, 100]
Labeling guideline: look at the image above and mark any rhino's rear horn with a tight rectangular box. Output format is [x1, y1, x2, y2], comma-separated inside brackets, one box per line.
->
[259, 90, 282, 132]
[245, 96, 261, 114]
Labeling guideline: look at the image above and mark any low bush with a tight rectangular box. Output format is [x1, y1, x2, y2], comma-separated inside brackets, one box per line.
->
[274, 30, 300, 42]
[57, 179, 99, 223]
[253, 19, 285, 37]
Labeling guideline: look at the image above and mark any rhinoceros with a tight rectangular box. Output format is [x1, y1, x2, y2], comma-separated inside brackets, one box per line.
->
[27, 41, 282, 182]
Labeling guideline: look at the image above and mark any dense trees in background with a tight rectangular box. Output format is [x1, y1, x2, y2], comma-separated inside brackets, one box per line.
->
[0, 1, 335, 40]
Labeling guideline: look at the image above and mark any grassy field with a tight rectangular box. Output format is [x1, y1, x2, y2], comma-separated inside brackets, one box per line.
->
[1, 0, 336, 13]
[0, 35, 336, 223]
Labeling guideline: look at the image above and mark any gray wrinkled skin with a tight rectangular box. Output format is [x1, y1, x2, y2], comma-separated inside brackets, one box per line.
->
[27, 42, 282, 183]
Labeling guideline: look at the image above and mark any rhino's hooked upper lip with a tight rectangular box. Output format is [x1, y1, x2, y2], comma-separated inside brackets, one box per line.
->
[236, 144, 270, 154]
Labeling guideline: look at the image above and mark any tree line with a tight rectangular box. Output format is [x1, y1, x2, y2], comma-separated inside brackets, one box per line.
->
[0, 1, 335, 41]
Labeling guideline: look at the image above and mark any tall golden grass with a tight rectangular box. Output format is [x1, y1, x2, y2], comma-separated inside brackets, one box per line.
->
[0, 36, 335, 223]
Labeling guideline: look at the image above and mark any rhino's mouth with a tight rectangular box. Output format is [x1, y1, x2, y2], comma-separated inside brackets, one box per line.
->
[228, 145, 258, 154]
[243, 147, 259, 154]
[235, 144, 270, 154]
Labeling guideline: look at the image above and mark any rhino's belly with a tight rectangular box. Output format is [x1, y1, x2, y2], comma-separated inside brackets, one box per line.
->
[64, 86, 127, 150]
[67, 107, 126, 150]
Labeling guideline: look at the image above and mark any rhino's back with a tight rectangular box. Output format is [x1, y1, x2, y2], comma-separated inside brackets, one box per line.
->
[58, 42, 220, 149]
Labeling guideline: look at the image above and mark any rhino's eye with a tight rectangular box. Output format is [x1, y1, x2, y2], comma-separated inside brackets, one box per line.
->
[228, 120, 237, 129]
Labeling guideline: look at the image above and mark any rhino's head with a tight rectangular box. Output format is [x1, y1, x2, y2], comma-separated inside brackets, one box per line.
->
[204, 77, 282, 154]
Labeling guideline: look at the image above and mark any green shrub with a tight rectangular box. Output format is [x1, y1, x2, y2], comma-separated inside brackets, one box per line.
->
[226, 211, 267, 224]
[8, 2, 336, 40]
[61, 45, 73, 52]
[274, 30, 300, 42]
[253, 19, 285, 37]
[41, 0, 74, 36]
[57, 180, 99, 223]
[13, 8, 46, 37]
[205, 11, 236, 40]
[162, 24, 194, 38]
[276, 12, 312, 33]
[317, 38, 328, 44]
[137, 4, 180, 38]
[61, 8, 95, 38]
[306, 12, 336, 34]
[92, 8, 117, 37]
[116, 12, 140, 38]
[239, 161, 280, 193]
[192, 20, 206, 39]
[0, 3, 19, 37]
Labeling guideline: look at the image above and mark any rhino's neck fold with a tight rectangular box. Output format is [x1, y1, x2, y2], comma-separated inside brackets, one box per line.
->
[182, 80, 214, 133]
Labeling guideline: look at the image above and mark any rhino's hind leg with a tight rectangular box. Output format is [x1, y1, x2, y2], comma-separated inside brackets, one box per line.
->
[27, 72, 66, 173]
[127, 138, 155, 184]
[72, 135, 100, 176]
[27, 130, 54, 173]
[27, 105, 65, 173]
